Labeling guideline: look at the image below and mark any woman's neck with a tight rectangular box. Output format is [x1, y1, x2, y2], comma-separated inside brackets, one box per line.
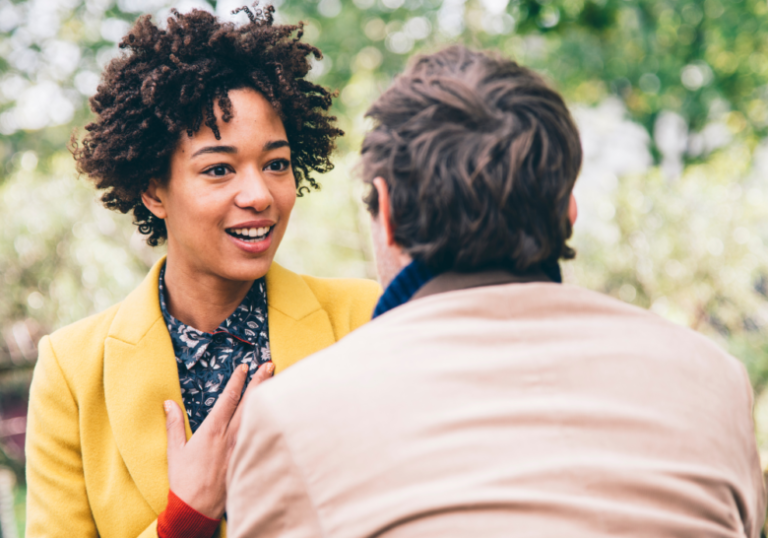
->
[162, 257, 254, 333]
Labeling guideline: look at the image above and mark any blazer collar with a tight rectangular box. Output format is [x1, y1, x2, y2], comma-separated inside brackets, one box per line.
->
[103, 256, 187, 515]
[264, 261, 336, 372]
[264, 261, 322, 321]
[103, 257, 335, 514]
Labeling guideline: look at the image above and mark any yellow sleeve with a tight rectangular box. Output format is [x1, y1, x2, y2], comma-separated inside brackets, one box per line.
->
[25, 336, 97, 537]
[25, 337, 162, 538]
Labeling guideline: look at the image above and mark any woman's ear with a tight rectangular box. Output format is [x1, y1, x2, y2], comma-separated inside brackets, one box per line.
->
[141, 178, 168, 220]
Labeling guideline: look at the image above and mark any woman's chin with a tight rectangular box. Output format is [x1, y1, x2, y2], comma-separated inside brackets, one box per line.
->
[168, 231, 282, 283]
[216, 256, 273, 282]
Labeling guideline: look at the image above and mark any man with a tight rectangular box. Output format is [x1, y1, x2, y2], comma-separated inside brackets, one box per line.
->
[227, 46, 766, 537]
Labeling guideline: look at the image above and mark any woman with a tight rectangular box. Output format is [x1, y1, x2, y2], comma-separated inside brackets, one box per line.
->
[25, 7, 380, 538]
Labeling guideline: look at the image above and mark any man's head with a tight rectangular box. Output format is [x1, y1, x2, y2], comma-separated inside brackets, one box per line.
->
[361, 45, 581, 288]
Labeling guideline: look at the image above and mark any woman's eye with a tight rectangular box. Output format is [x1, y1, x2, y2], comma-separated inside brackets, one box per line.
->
[266, 159, 290, 172]
[205, 165, 231, 177]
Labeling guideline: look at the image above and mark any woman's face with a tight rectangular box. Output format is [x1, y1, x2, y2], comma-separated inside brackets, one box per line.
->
[144, 88, 296, 283]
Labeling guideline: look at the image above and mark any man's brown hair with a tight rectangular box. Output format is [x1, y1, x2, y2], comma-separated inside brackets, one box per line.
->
[361, 45, 582, 276]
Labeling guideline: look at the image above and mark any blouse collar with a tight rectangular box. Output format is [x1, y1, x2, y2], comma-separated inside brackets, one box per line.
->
[158, 265, 267, 369]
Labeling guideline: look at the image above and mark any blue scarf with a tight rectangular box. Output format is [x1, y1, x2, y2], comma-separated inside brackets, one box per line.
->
[372, 260, 433, 319]
[372, 258, 562, 319]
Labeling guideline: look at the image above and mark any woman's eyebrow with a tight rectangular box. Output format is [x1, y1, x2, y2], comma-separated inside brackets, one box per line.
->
[264, 140, 290, 151]
[191, 145, 237, 158]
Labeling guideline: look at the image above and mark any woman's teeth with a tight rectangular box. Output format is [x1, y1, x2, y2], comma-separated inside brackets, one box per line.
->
[228, 226, 271, 242]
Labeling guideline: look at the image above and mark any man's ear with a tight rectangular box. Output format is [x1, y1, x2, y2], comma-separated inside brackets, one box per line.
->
[568, 193, 578, 227]
[372, 177, 396, 247]
[141, 178, 168, 220]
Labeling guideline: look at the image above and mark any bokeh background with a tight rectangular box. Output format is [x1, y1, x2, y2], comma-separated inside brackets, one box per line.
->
[1, 0, 768, 534]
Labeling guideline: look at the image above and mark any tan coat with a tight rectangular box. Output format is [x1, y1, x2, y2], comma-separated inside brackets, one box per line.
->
[227, 279, 766, 538]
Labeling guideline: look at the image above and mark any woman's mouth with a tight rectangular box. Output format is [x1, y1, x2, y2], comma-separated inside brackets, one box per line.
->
[226, 226, 273, 243]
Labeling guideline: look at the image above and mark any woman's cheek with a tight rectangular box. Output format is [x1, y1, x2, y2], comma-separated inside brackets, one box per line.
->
[276, 179, 297, 221]
[193, 187, 232, 227]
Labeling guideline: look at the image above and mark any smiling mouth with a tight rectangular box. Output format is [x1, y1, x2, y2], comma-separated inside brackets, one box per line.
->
[226, 225, 274, 243]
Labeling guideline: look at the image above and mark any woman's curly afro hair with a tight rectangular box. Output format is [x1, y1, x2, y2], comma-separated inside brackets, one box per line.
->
[73, 5, 343, 246]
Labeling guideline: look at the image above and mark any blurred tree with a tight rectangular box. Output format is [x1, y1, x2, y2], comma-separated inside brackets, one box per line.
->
[275, 0, 768, 153]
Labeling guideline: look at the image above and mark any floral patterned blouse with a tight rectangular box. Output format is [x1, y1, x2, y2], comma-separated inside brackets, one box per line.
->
[158, 266, 271, 432]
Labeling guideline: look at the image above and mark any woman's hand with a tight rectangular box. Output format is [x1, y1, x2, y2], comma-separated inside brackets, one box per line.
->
[164, 362, 274, 519]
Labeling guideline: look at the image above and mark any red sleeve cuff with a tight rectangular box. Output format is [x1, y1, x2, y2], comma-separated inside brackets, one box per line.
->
[157, 490, 221, 538]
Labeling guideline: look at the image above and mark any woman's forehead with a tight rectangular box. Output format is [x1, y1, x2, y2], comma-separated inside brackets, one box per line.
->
[180, 89, 288, 154]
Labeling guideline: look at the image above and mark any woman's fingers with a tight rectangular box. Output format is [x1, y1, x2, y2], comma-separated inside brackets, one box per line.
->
[165, 363, 267, 520]
[164, 400, 187, 461]
[205, 363, 248, 430]
[251, 361, 275, 387]
[228, 362, 275, 439]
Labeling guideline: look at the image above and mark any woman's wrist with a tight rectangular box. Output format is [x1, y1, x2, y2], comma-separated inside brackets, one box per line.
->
[157, 489, 221, 538]
[168, 479, 225, 520]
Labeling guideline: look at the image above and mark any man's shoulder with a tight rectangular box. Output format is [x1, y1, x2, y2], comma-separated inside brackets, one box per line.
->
[254, 312, 392, 408]
[265, 281, 746, 396]
[250, 280, 753, 483]
[553, 284, 741, 360]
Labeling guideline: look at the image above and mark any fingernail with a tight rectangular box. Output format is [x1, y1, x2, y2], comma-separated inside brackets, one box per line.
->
[266, 362, 275, 375]
[240, 363, 248, 374]
[163, 401, 172, 414]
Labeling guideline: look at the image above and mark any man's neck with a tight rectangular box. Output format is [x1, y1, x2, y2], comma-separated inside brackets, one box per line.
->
[163, 256, 253, 333]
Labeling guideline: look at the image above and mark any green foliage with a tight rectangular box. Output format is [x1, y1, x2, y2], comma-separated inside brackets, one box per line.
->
[569, 143, 768, 376]
[279, 0, 768, 148]
[0, 151, 157, 341]
[14, 483, 25, 537]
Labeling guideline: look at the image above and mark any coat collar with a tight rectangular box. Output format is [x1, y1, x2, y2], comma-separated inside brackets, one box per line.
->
[411, 269, 552, 302]
[103, 257, 335, 515]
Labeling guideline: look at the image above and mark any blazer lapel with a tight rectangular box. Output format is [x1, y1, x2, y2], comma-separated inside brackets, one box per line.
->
[102, 260, 335, 514]
[103, 257, 192, 515]
[266, 263, 336, 373]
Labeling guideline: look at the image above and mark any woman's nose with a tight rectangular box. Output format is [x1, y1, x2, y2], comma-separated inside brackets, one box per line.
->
[233, 170, 274, 212]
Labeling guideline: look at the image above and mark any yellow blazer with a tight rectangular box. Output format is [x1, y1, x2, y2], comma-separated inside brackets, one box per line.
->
[25, 258, 381, 538]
